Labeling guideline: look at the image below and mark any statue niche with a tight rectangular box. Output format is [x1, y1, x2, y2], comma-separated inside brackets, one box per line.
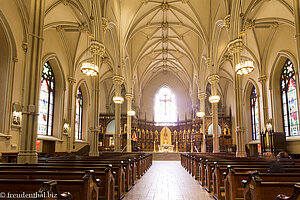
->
[159, 127, 174, 152]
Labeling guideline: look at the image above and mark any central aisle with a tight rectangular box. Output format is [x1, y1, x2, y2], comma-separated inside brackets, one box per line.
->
[123, 161, 212, 200]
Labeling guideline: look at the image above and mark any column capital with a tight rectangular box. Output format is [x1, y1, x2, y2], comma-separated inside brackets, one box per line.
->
[258, 75, 267, 83]
[227, 38, 244, 54]
[205, 57, 211, 67]
[224, 15, 231, 29]
[208, 74, 220, 84]
[113, 76, 124, 85]
[125, 93, 134, 100]
[68, 76, 76, 84]
[102, 18, 108, 32]
[90, 40, 105, 57]
[198, 92, 207, 100]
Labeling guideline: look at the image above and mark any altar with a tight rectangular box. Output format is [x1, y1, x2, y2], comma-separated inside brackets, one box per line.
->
[158, 144, 174, 152]
[159, 127, 173, 152]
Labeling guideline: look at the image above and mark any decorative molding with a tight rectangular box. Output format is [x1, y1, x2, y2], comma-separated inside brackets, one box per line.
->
[61, 0, 70, 6]
[0, 133, 12, 140]
[161, 3, 169, 11]
[227, 38, 243, 54]
[102, 18, 108, 33]
[78, 24, 88, 33]
[68, 76, 76, 84]
[258, 75, 267, 83]
[22, 41, 28, 52]
[113, 76, 124, 85]
[208, 74, 220, 84]
[161, 22, 169, 30]
[224, 15, 231, 29]
[90, 41, 105, 57]
[125, 93, 134, 99]
[198, 92, 207, 100]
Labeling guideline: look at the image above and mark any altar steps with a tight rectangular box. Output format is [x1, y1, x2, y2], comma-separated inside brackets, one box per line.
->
[149, 152, 181, 161]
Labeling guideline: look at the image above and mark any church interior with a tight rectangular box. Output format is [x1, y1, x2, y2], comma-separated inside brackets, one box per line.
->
[1, 0, 300, 199]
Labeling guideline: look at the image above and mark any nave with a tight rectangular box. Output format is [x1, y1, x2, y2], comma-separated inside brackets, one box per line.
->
[124, 161, 212, 200]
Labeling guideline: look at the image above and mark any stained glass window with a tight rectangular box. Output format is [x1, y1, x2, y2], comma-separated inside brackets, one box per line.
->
[154, 86, 177, 126]
[75, 87, 83, 140]
[250, 86, 260, 140]
[38, 62, 55, 136]
[281, 59, 299, 136]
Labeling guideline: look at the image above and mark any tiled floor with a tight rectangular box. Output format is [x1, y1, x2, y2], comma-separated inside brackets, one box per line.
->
[123, 161, 213, 200]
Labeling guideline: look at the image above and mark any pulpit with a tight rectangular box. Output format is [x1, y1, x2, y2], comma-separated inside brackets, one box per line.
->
[158, 127, 174, 152]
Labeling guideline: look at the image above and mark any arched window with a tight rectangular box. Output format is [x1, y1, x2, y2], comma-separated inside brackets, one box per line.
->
[38, 62, 55, 136]
[75, 87, 83, 140]
[154, 86, 177, 125]
[250, 86, 260, 140]
[281, 59, 299, 136]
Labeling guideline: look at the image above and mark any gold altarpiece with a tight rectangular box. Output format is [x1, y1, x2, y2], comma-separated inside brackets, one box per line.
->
[158, 127, 174, 152]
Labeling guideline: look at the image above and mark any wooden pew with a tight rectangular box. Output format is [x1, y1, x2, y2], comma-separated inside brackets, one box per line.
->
[0, 164, 114, 200]
[241, 172, 300, 200]
[213, 165, 300, 200]
[38, 161, 127, 198]
[0, 170, 100, 200]
[41, 158, 134, 191]
[205, 160, 295, 193]
[225, 169, 300, 200]
[41, 153, 152, 182]
[276, 183, 300, 200]
[39, 180, 72, 200]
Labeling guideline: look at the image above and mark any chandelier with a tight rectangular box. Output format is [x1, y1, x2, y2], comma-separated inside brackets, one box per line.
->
[209, 95, 220, 103]
[80, 0, 100, 77]
[235, 59, 254, 75]
[81, 61, 98, 76]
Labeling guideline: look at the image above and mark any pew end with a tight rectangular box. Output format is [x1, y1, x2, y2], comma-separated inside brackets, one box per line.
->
[277, 183, 300, 200]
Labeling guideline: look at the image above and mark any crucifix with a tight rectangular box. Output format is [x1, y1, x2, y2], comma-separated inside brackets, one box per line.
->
[160, 93, 171, 115]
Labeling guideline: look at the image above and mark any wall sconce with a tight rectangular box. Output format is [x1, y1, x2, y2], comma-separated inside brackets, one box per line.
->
[127, 110, 135, 116]
[113, 96, 124, 104]
[63, 123, 69, 133]
[196, 111, 205, 118]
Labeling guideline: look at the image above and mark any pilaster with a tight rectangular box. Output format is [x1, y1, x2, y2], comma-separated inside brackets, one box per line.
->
[126, 93, 134, 152]
[198, 92, 207, 153]
[18, 0, 46, 164]
[258, 75, 268, 128]
[228, 38, 247, 157]
[113, 76, 124, 152]
[208, 75, 220, 153]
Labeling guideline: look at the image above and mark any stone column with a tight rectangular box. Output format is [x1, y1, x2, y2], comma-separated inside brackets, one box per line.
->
[208, 75, 220, 153]
[88, 42, 105, 157]
[190, 131, 193, 153]
[228, 39, 247, 157]
[89, 76, 100, 156]
[258, 75, 268, 128]
[113, 76, 124, 152]
[126, 93, 133, 152]
[199, 93, 207, 153]
[67, 77, 76, 153]
[18, 0, 46, 164]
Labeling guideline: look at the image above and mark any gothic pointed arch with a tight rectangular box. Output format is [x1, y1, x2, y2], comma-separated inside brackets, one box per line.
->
[154, 86, 177, 125]
[280, 59, 299, 136]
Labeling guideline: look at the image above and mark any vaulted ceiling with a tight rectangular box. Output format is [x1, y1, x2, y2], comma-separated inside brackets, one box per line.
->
[16, 0, 296, 110]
